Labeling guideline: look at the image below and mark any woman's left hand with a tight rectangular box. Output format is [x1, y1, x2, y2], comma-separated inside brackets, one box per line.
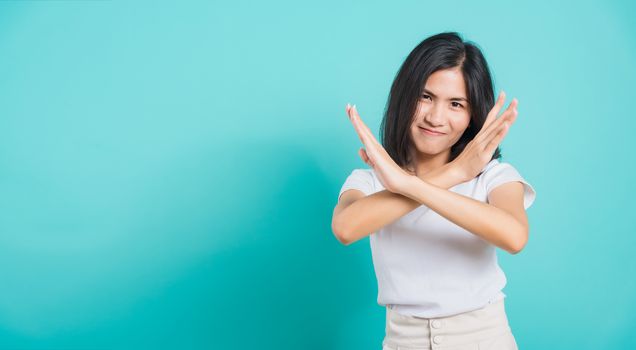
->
[346, 104, 414, 195]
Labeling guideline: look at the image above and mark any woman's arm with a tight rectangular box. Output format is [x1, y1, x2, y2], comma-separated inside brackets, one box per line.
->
[332, 162, 464, 245]
[398, 176, 528, 254]
[338, 97, 524, 251]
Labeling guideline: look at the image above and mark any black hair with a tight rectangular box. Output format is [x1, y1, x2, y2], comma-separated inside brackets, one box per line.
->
[380, 31, 501, 169]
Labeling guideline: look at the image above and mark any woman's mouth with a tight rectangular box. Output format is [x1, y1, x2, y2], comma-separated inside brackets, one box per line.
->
[419, 127, 445, 136]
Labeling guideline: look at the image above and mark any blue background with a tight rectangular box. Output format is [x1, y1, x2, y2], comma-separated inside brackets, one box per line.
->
[1, 0, 634, 349]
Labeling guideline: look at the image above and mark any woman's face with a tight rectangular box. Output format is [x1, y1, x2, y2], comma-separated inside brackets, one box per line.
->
[409, 67, 472, 159]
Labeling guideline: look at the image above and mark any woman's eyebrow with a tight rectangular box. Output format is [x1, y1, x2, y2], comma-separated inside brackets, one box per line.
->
[422, 88, 468, 102]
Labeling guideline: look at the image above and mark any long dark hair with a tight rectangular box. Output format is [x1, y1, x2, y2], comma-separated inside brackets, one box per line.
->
[380, 32, 501, 169]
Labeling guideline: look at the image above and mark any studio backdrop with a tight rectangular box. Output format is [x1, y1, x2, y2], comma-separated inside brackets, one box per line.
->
[0, 1, 634, 349]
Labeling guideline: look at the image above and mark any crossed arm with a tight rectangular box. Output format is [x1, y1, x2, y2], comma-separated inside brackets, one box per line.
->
[332, 162, 529, 254]
[334, 96, 529, 254]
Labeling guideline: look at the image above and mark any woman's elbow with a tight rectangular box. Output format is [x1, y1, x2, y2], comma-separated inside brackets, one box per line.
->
[507, 227, 529, 255]
[331, 217, 353, 246]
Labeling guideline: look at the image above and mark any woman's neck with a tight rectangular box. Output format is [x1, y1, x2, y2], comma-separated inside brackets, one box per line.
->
[408, 150, 451, 177]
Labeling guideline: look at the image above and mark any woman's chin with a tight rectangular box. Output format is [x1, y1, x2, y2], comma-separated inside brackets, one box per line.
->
[414, 144, 440, 155]
[414, 146, 446, 158]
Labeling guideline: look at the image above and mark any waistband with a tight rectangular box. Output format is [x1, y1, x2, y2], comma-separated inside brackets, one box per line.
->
[383, 299, 511, 349]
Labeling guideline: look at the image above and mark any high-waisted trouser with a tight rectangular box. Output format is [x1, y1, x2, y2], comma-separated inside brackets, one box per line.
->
[382, 299, 518, 350]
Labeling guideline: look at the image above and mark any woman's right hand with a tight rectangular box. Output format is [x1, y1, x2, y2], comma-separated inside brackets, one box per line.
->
[450, 91, 518, 182]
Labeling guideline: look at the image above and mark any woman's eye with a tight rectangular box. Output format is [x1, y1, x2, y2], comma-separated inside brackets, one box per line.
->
[451, 102, 463, 109]
[421, 94, 432, 100]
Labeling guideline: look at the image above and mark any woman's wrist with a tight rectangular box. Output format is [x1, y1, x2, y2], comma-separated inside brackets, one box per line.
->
[397, 162, 466, 198]
[444, 160, 469, 186]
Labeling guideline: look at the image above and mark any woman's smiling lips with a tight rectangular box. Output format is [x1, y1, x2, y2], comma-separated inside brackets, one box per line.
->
[418, 126, 445, 136]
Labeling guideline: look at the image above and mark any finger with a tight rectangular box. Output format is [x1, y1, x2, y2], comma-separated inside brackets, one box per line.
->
[360, 147, 375, 167]
[508, 105, 518, 124]
[480, 95, 516, 133]
[477, 98, 517, 143]
[346, 104, 355, 121]
[350, 105, 370, 135]
[358, 148, 367, 165]
[348, 105, 373, 145]
[350, 105, 381, 147]
[481, 100, 518, 150]
[358, 147, 366, 162]
[348, 105, 372, 147]
[482, 91, 506, 130]
[479, 105, 517, 147]
[346, 104, 367, 143]
[359, 147, 374, 167]
[483, 121, 510, 156]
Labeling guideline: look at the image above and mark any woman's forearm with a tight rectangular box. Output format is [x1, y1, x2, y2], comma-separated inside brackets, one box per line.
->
[337, 163, 465, 244]
[399, 176, 527, 253]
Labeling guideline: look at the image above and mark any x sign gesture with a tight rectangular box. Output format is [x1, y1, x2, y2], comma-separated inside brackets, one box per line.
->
[346, 104, 414, 195]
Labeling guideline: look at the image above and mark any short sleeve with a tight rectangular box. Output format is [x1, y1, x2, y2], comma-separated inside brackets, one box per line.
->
[338, 169, 375, 202]
[482, 162, 536, 209]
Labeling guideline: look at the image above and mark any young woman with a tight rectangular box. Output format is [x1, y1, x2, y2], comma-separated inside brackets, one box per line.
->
[332, 32, 536, 350]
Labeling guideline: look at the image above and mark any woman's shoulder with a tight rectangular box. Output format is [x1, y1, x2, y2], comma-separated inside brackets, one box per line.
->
[352, 167, 375, 175]
[476, 158, 536, 208]
[478, 158, 523, 177]
[350, 168, 385, 190]
[480, 158, 502, 174]
[346, 168, 376, 182]
[475, 158, 525, 185]
[339, 167, 383, 197]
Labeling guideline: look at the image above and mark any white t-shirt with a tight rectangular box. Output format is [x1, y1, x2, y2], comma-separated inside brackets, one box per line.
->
[338, 159, 536, 318]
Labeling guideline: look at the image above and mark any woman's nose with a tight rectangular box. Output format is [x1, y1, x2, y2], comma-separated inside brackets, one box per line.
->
[424, 104, 444, 126]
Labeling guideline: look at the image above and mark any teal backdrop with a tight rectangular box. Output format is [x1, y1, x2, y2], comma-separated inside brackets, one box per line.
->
[1, 0, 634, 349]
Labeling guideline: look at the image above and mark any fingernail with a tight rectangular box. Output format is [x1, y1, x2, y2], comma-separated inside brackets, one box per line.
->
[353, 104, 357, 110]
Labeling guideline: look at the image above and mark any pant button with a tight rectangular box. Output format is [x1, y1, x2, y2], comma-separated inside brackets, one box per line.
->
[432, 320, 442, 329]
[433, 335, 443, 344]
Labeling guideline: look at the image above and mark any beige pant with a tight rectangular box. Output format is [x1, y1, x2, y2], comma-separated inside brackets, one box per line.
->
[382, 299, 518, 350]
